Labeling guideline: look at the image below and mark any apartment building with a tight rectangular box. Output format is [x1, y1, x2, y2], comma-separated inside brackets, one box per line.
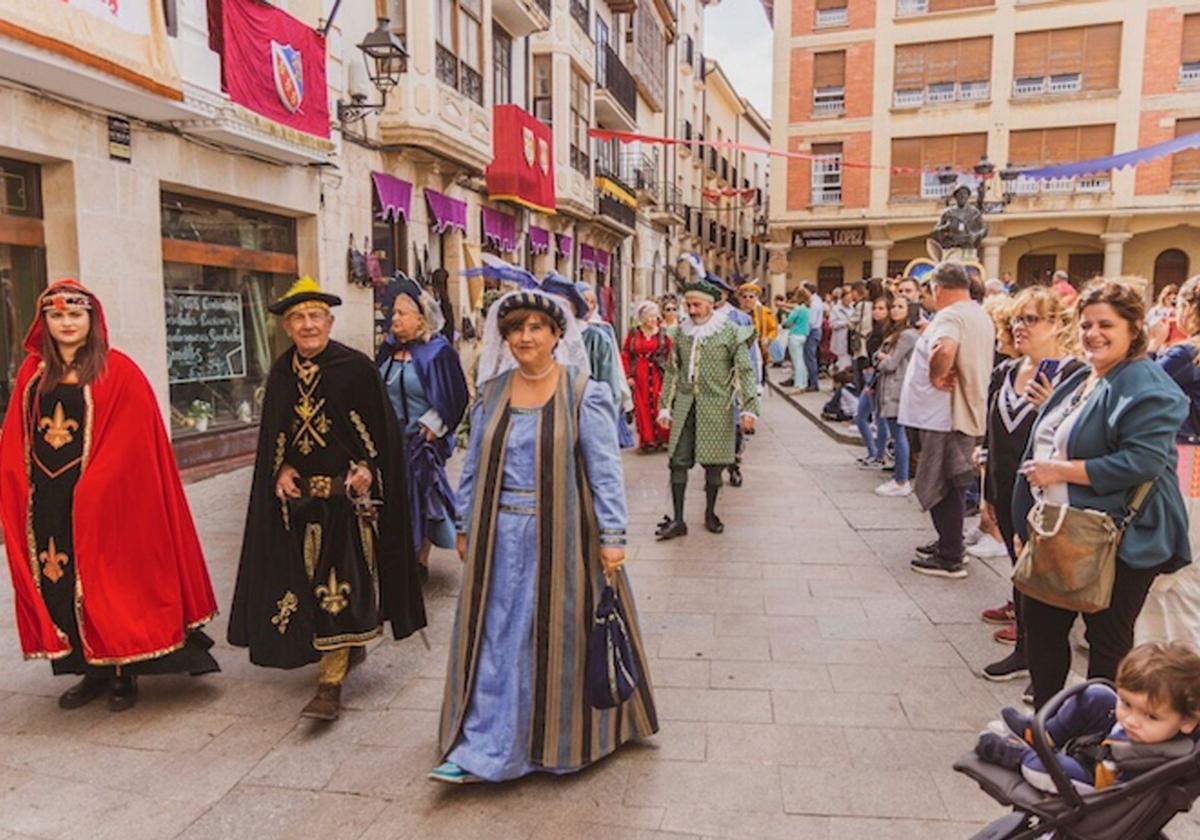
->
[766, 0, 1200, 296]
[700, 59, 771, 281]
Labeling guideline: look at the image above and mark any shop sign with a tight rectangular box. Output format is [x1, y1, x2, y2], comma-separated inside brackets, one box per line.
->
[165, 291, 247, 384]
[108, 117, 132, 163]
[791, 228, 865, 248]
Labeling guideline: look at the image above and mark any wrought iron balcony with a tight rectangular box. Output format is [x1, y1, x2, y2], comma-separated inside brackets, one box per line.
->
[621, 150, 660, 203]
[570, 0, 589, 32]
[597, 193, 636, 230]
[595, 44, 637, 129]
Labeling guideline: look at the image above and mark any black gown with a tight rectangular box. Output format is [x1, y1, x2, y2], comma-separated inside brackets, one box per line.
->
[32, 384, 218, 677]
[228, 341, 425, 669]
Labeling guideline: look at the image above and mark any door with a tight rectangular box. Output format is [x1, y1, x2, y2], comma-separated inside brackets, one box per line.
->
[1154, 249, 1189, 296]
[817, 263, 844, 295]
[1017, 254, 1056, 288]
[1067, 253, 1103, 286]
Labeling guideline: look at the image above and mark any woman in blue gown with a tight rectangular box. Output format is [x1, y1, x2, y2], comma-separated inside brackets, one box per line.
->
[376, 277, 469, 577]
[433, 285, 658, 784]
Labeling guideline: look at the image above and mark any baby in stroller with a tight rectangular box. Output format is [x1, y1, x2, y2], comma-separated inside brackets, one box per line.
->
[975, 642, 1200, 794]
[957, 642, 1200, 840]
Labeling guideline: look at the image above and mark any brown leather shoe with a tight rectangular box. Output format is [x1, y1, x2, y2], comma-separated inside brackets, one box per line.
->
[300, 683, 341, 721]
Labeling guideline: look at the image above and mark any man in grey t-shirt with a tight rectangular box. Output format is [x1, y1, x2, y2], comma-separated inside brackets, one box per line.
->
[906, 262, 996, 578]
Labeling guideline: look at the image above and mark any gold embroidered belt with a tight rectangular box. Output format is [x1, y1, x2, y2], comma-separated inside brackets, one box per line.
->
[298, 474, 347, 499]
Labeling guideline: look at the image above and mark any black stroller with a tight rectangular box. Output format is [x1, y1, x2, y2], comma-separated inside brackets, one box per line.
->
[954, 679, 1200, 840]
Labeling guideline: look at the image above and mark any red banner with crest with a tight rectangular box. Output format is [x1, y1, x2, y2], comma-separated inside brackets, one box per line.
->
[220, 0, 330, 138]
[486, 105, 556, 214]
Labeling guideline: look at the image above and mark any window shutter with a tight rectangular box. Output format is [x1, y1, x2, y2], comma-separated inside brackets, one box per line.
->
[1014, 30, 1049, 79]
[1173, 118, 1200, 184]
[923, 135, 955, 168]
[925, 41, 957, 85]
[956, 37, 992, 83]
[813, 51, 846, 88]
[894, 43, 926, 90]
[1043, 127, 1080, 165]
[1077, 124, 1115, 162]
[815, 0, 844, 9]
[954, 133, 987, 169]
[1046, 27, 1084, 77]
[1083, 23, 1121, 91]
[1008, 130, 1045, 168]
[891, 138, 922, 197]
[1184, 15, 1200, 65]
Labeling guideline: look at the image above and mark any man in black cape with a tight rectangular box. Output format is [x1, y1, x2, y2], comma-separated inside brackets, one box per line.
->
[229, 276, 425, 721]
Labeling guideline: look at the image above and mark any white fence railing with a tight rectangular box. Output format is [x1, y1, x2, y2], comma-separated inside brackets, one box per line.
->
[894, 81, 990, 108]
[896, 0, 928, 16]
[815, 6, 848, 27]
[1182, 63, 1200, 85]
[813, 87, 845, 115]
[1008, 175, 1111, 195]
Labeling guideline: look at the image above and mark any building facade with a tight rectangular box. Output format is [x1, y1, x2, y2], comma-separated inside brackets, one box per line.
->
[766, 0, 1200, 297]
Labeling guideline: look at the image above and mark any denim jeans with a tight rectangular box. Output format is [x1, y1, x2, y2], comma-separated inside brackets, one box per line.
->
[804, 323, 822, 388]
[855, 389, 878, 459]
[787, 334, 808, 389]
[878, 417, 910, 483]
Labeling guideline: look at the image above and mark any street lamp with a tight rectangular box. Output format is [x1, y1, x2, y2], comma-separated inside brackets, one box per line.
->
[337, 18, 408, 124]
[973, 155, 994, 211]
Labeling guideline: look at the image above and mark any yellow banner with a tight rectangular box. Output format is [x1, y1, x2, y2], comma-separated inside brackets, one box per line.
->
[0, 0, 181, 100]
[595, 177, 638, 209]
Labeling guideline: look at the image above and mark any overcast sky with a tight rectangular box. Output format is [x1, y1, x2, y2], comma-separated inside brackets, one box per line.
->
[704, 0, 774, 120]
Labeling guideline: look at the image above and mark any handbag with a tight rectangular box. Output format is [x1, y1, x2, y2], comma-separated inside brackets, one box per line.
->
[585, 584, 641, 709]
[1013, 482, 1155, 613]
[768, 333, 788, 364]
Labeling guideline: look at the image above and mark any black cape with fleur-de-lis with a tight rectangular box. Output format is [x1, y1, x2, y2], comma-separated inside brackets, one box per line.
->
[228, 340, 426, 669]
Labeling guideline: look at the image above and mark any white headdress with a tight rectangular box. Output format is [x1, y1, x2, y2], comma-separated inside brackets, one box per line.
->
[476, 288, 592, 387]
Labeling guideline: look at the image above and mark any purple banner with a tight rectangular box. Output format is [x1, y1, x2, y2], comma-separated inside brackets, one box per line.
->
[1016, 130, 1200, 180]
[579, 244, 596, 271]
[371, 172, 412, 223]
[596, 249, 610, 273]
[528, 225, 551, 254]
[556, 233, 572, 257]
[482, 207, 518, 252]
[425, 189, 468, 235]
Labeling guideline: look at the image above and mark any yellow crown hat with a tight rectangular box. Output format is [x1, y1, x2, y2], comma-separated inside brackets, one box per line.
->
[268, 275, 343, 316]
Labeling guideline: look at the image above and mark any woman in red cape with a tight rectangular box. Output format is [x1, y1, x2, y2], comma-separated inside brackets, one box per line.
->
[0, 279, 218, 712]
[622, 299, 672, 451]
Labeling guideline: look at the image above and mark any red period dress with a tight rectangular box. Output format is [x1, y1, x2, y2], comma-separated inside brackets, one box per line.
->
[622, 328, 671, 449]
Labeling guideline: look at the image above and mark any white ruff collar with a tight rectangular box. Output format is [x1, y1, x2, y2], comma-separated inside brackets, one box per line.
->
[680, 307, 729, 341]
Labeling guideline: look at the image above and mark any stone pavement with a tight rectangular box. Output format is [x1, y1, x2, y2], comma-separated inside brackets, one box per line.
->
[2, 390, 1199, 840]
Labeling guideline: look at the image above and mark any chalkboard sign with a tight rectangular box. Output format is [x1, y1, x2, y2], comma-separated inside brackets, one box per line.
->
[165, 290, 247, 385]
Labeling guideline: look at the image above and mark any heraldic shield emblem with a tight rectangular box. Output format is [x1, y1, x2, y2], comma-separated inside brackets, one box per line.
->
[271, 41, 305, 114]
[522, 127, 535, 167]
[538, 138, 550, 174]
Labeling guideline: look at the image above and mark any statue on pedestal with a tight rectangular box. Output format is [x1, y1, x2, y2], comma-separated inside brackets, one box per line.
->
[930, 176, 987, 263]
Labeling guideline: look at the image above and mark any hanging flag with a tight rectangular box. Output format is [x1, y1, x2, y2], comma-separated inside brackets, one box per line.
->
[220, 0, 330, 138]
[486, 105, 556, 213]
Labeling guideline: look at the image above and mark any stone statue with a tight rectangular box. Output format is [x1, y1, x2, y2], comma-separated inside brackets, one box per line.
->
[931, 182, 987, 262]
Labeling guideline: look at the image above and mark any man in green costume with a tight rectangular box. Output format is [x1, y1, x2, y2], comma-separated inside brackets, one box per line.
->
[656, 277, 759, 539]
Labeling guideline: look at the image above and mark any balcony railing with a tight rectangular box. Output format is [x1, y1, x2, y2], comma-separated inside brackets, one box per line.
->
[461, 65, 483, 105]
[813, 87, 845, 115]
[597, 193, 636, 228]
[1014, 74, 1081, 98]
[570, 0, 589, 31]
[1009, 175, 1111, 195]
[896, 0, 928, 15]
[597, 44, 637, 121]
[436, 43, 459, 89]
[927, 83, 955, 104]
[1048, 73, 1082, 94]
[812, 155, 842, 206]
[921, 172, 958, 199]
[1182, 63, 1200, 85]
[893, 80, 990, 108]
[815, 6, 848, 27]
[570, 144, 590, 176]
[435, 43, 483, 105]
[621, 150, 660, 200]
[812, 189, 842, 205]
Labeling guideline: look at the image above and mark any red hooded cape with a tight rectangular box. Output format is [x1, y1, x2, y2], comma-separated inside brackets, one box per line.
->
[0, 280, 217, 664]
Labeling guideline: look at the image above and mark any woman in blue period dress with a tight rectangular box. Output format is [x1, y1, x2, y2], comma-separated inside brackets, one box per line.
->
[376, 277, 469, 578]
[432, 286, 658, 784]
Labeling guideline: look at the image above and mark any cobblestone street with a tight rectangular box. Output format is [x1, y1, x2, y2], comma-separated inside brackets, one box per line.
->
[1, 391, 1198, 840]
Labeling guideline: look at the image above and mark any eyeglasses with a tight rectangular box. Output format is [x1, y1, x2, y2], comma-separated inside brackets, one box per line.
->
[1009, 314, 1044, 329]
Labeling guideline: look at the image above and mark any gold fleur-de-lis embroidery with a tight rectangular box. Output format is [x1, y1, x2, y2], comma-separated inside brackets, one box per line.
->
[271, 591, 299, 634]
[38, 402, 79, 449]
[39, 537, 69, 583]
[315, 568, 351, 615]
[291, 355, 331, 456]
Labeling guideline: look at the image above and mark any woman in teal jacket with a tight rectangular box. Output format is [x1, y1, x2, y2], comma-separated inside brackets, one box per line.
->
[780, 287, 811, 389]
[1013, 281, 1190, 709]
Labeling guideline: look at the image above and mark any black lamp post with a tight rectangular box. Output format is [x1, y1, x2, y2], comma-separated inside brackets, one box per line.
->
[973, 155, 994, 211]
[337, 18, 408, 124]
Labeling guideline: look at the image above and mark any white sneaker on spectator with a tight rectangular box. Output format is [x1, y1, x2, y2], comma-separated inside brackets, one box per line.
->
[969, 535, 1009, 559]
[874, 480, 913, 497]
[963, 525, 983, 546]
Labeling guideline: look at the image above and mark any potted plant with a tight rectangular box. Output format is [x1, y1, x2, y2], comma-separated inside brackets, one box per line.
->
[187, 399, 214, 433]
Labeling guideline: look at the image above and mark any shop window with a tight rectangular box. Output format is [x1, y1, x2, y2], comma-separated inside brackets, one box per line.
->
[160, 193, 296, 447]
[372, 191, 409, 355]
[0, 157, 46, 415]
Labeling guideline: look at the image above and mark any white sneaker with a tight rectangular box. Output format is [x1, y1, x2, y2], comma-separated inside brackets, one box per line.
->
[969, 535, 1009, 559]
[963, 525, 983, 546]
[874, 480, 913, 497]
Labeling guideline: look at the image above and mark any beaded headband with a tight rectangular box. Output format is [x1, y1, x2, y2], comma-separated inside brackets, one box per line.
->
[42, 292, 93, 313]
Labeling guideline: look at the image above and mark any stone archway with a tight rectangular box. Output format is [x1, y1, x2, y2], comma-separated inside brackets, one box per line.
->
[1154, 249, 1190, 296]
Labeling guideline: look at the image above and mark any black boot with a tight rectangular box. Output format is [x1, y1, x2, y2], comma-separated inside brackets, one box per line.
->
[58, 674, 109, 710]
[705, 485, 724, 534]
[657, 478, 688, 539]
[108, 674, 138, 712]
[728, 464, 743, 487]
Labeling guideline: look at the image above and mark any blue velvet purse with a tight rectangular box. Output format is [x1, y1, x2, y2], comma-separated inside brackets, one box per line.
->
[585, 585, 641, 709]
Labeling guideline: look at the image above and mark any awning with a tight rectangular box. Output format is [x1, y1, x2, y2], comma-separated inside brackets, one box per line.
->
[425, 189, 468, 235]
[482, 206, 518, 252]
[595, 176, 637, 209]
[596, 249, 610, 273]
[579, 244, 596, 271]
[372, 172, 412, 223]
[528, 225, 551, 254]
[557, 233, 573, 257]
